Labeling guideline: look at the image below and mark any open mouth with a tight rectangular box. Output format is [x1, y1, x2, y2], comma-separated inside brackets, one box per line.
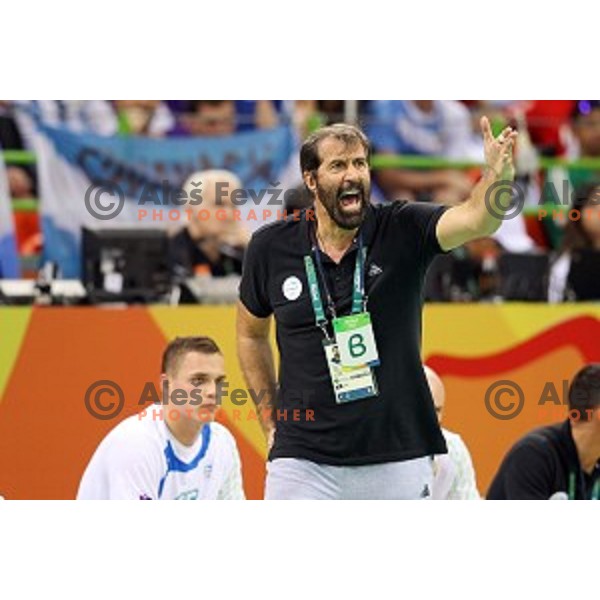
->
[339, 189, 362, 209]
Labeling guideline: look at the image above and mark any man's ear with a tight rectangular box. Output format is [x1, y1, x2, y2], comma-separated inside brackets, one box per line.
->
[303, 170, 317, 195]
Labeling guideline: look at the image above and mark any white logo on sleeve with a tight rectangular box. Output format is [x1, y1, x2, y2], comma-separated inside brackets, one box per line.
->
[282, 276, 303, 301]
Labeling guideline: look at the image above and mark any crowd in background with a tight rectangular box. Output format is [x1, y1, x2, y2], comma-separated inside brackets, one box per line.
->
[1, 100, 600, 302]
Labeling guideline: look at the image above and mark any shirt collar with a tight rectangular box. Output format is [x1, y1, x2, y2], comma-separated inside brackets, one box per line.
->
[302, 203, 377, 256]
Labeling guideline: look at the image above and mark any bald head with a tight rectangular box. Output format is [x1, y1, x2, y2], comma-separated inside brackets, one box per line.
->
[181, 169, 244, 238]
[424, 365, 446, 423]
[183, 169, 242, 210]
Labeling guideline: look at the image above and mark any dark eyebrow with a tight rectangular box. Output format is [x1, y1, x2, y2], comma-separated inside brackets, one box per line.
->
[189, 372, 227, 381]
[189, 372, 209, 379]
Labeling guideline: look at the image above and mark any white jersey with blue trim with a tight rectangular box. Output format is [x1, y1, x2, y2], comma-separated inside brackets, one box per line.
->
[77, 409, 245, 500]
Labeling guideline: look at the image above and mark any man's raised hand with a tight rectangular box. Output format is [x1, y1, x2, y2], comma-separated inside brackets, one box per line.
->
[481, 115, 518, 181]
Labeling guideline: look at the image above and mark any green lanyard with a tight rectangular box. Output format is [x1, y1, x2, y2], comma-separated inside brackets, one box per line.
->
[304, 235, 367, 339]
[568, 471, 600, 500]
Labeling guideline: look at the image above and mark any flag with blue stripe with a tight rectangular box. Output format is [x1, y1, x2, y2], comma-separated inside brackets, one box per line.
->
[33, 120, 298, 278]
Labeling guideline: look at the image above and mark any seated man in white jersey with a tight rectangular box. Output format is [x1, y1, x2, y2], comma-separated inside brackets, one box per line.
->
[424, 365, 480, 500]
[78, 336, 245, 500]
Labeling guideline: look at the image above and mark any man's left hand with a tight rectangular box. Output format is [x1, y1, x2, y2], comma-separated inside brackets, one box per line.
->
[481, 116, 518, 181]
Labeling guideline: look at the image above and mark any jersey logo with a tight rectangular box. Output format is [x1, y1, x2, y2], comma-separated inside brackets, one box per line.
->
[175, 489, 199, 500]
[282, 276, 303, 301]
[420, 484, 431, 499]
[204, 464, 213, 478]
[368, 263, 383, 278]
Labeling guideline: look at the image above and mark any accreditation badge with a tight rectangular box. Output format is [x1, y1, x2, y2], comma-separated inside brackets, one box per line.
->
[323, 340, 378, 403]
[332, 311, 380, 368]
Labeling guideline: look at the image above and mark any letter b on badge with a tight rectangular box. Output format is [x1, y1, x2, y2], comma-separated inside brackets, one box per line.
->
[349, 333, 367, 359]
[333, 312, 380, 368]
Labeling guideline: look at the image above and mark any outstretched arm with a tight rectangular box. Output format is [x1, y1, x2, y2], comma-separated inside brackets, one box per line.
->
[436, 116, 518, 251]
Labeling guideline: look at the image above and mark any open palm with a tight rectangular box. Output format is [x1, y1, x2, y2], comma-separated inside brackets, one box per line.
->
[481, 116, 518, 181]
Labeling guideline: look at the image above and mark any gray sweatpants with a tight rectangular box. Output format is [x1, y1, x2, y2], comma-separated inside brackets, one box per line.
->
[265, 457, 433, 500]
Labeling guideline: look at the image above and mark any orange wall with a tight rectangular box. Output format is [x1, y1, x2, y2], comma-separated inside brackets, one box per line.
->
[1, 305, 599, 499]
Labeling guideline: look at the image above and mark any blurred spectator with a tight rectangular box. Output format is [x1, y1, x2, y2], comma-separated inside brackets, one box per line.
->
[524, 100, 576, 157]
[492, 212, 536, 254]
[0, 103, 41, 261]
[0, 103, 25, 147]
[548, 183, 600, 302]
[301, 100, 353, 126]
[277, 100, 327, 140]
[0, 103, 35, 198]
[288, 100, 318, 139]
[564, 101, 600, 195]
[316, 100, 350, 124]
[425, 365, 480, 500]
[571, 101, 600, 158]
[463, 237, 503, 300]
[6, 165, 33, 199]
[235, 100, 282, 131]
[177, 101, 237, 136]
[164, 100, 194, 115]
[464, 101, 577, 157]
[169, 169, 249, 278]
[173, 101, 284, 136]
[113, 100, 175, 137]
[291, 101, 367, 138]
[366, 100, 480, 204]
[461, 100, 515, 120]
[12, 101, 118, 147]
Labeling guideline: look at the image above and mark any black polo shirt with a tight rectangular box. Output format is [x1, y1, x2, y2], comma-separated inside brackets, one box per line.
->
[239, 201, 449, 465]
[487, 420, 600, 500]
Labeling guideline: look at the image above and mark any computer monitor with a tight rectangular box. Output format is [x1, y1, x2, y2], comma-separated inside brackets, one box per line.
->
[82, 227, 172, 303]
[567, 249, 600, 301]
[498, 253, 550, 301]
[424, 252, 479, 302]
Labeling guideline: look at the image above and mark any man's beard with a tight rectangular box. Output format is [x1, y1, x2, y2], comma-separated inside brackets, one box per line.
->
[316, 179, 370, 230]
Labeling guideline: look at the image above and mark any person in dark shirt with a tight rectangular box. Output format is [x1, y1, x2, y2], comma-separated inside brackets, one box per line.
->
[237, 119, 519, 499]
[169, 169, 249, 279]
[488, 364, 600, 500]
[0, 103, 36, 199]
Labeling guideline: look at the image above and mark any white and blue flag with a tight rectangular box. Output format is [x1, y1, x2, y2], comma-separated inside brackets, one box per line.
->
[31, 114, 298, 278]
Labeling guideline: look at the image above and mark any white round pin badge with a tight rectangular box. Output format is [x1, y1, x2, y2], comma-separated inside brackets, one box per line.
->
[282, 276, 303, 301]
